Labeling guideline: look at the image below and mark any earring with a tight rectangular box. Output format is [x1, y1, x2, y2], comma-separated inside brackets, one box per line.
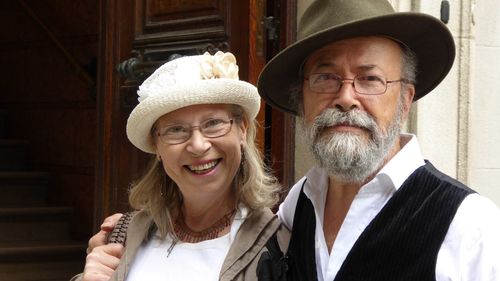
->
[158, 163, 167, 197]
[240, 145, 246, 179]
[241, 145, 246, 163]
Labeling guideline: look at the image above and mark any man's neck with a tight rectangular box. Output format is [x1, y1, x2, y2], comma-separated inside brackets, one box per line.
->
[323, 178, 361, 252]
[322, 137, 404, 253]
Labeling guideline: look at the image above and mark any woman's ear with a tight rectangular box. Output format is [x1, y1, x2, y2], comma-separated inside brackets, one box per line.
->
[238, 117, 249, 143]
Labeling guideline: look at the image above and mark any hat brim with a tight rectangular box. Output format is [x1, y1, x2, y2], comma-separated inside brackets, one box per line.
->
[258, 13, 455, 115]
[126, 79, 260, 153]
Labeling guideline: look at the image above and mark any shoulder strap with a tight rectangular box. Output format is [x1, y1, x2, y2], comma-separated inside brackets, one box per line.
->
[257, 227, 289, 281]
[266, 231, 285, 264]
[107, 211, 136, 245]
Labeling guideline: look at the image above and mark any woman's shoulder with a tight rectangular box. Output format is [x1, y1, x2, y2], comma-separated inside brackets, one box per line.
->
[220, 208, 290, 281]
[238, 207, 290, 260]
[238, 208, 279, 235]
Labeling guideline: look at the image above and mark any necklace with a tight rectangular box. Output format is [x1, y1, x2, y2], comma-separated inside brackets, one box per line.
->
[173, 208, 236, 243]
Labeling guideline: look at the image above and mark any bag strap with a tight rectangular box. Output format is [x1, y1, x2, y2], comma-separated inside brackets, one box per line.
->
[257, 228, 289, 281]
[266, 232, 286, 263]
[107, 211, 136, 245]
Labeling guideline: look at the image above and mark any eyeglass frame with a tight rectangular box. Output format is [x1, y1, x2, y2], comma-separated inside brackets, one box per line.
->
[305, 73, 410, 95]
[155, 118, 235, 145]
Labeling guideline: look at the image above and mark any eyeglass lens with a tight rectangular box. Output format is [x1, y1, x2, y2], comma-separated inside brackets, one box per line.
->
[158, 118, 233, 144]
[309, 73, 389, 95]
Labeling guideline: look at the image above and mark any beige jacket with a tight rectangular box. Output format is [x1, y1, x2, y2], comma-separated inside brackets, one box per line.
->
[71, 208, 289, 281]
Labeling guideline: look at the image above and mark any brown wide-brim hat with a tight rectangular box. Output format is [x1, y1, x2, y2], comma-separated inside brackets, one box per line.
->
[257, 0, 456, 115]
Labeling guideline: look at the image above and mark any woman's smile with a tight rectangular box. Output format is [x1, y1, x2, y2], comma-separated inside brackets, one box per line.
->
[185, 159, 221, 175]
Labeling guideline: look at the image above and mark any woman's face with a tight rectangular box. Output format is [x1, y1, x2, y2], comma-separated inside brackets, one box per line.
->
[154, 104, 247, 202]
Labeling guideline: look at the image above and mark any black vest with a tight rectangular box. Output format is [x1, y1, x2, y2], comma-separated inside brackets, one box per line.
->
[287, 162, 473, 281]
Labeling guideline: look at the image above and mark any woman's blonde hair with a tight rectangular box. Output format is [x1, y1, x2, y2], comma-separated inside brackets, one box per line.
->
[128, 105, 281, 238]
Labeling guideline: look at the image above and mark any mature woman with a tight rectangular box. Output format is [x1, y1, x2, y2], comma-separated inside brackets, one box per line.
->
[72, 52, 288, 281]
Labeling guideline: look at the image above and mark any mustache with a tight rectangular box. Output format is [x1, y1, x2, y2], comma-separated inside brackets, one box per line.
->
[311, 108, 378, 136]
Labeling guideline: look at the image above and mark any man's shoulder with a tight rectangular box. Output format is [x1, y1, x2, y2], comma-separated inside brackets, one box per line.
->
[415, 161, 475, 193]
[418, 161, 500, 240]
[277, 176, 309, 229]
[453, 193, 500, 233]
[443, 192, 500, 274]
[281, 175, 309, 206]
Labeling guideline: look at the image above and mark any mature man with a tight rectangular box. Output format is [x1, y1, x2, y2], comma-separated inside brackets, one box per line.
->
[257, 0, 500, 280]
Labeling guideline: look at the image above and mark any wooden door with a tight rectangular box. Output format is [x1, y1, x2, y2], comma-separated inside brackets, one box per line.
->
[96, 0, 295, 226]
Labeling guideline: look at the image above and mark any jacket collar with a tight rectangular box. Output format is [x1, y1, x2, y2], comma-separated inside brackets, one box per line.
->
[219, 208, 280, 280]
[114, 210, 154, 281]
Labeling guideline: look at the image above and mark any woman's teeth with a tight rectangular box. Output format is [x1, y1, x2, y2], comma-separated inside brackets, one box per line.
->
[188, 160, 218, 173]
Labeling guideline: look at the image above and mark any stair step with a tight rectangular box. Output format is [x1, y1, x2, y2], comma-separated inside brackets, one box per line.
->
[0, 110, 6, 138]
[0, 172, 50, 206]
[0, 111, 86, 280]
[0, 259, 84, 281]
[0, 241, 86, 281]
[0, 139, 29, 171]
[0, 240, 86, 262]
[0, 207, 73, 242]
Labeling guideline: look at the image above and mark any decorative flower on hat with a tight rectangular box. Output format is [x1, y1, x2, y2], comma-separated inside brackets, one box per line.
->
[200, 51, 239, 80]
[137, 51, 239, 103]
[136, 61, 179, 103]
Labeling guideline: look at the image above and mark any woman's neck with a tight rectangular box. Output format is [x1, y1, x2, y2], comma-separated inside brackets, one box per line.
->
[180, 191, 236, 231]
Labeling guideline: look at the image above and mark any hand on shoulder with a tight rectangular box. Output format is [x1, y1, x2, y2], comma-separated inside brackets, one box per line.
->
[87, 213, 123, 254]
[82, 243, 124, 281]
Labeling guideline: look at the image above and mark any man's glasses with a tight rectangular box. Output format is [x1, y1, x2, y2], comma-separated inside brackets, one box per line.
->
[156, 118, 234, 145]
[306, 73, 409, 95]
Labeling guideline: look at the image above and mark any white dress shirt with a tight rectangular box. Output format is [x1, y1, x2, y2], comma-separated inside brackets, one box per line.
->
[278, 134, 500, 281]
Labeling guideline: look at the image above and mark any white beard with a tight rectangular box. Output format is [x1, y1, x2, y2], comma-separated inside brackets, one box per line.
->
[299, 104, 403, 184]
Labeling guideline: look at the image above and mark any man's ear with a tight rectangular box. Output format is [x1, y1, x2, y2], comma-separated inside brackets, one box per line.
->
[402, 84, 415, 120]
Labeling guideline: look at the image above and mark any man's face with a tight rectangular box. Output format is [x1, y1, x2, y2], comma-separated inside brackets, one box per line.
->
[299, 36, 414, 183]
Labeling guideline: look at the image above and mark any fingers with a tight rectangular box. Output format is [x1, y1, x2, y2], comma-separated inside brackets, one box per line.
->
[87, 230, 108, 254]
[100, 213, 124, 232]
[87, 213, 123, 254]
[99, 243, 124, 259]
[82, 244, 124, 281]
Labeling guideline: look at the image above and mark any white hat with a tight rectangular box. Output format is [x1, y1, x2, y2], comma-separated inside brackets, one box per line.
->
[126, 52, 261, 153]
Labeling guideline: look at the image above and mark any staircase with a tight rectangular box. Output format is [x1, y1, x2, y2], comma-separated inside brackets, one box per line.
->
[0, 110, 86, 281]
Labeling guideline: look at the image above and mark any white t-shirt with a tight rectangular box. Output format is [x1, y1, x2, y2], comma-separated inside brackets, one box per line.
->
[126, 206, 247, 281]
[278, 134, 500, 281]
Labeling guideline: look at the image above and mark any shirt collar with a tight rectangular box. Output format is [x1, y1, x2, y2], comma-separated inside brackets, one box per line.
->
[377, 133, 425, 191]
[303, 166, 330, 209]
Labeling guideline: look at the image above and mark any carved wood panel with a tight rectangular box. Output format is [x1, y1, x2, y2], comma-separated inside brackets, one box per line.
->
[138, 0, 225, 41]
[134, 0, 229, 59]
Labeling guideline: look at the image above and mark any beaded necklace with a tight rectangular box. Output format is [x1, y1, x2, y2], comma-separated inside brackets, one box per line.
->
[173, 208, 236, 243]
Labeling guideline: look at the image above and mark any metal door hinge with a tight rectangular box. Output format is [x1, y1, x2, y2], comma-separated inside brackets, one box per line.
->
[263, 16, 280, 41]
